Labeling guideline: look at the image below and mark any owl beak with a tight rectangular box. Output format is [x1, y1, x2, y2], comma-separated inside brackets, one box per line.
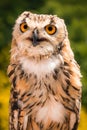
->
[32, 29, 39, 46]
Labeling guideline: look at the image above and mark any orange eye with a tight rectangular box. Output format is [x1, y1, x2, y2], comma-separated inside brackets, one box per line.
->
[45, 24, 57, 35]
[20, 22, 29, 32]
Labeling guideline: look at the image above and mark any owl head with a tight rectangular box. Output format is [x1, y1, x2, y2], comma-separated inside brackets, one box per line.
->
[11, 11, 69, 61]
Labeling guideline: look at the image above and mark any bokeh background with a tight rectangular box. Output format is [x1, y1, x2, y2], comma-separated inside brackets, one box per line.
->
[0, 0, 87, 129]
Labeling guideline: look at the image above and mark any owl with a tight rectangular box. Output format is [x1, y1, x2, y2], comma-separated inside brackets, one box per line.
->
[7, 11, 82, 130]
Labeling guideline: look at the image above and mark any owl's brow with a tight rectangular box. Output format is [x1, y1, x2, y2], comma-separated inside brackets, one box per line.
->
[21, 18, 26, 23]
[50, 17, 56, 24]
[21, 13, 30, 23]
[23, 12, 30, 18]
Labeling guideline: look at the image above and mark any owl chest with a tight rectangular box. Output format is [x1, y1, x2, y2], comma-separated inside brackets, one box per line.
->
[19, 57, 61, 104]
[18, 57, 67, 126]
[19, 57, 60, 101]
[10, 56, 71, 129]
[22, 76, 66, 128]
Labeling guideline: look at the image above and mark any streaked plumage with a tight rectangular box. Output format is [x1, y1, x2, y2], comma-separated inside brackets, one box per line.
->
[8, 11, 82, 130]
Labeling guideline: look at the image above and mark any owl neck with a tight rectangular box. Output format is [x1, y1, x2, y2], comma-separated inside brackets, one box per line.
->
[19, 54, 64, 78]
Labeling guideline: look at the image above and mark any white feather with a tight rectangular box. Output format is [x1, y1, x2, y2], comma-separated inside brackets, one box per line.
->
[36, 95, 66, 124]
[19, 54, 63, 78]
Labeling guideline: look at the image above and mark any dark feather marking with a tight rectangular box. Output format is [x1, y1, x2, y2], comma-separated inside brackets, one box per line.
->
[60, 94, 70, 103]
[65, 85, 78, 101]
[58, 42, 64, 51]
[61, 84, 69, 95]
[24, 13, 30, 17]
[54, 97, 59, 102]
[28, 102, 37, 109]
[48, 84, 55, 95]
[27, 93, 32, 97]
[13, 91, 18, 99]
[48, 121, 54, 129]
[19, 115, 23, 118]
[50, 17, 55, 24]
[8, 69, 15, 77]
[25, 74, 29, 81]
[65, 79, 71, 86]
[63, 104, 75, 112]
[23, 98, 30, 103]
[61, 85, 75, 101]
[38, 81, 42, 89]
[41, 99, 47, 107]
[52, 89, 55, 95]
[20, 70, 24, 79]
[67, 92, 76, 101]
[12, 101, 18, 110]
[69, 70, 73, 75]
[60, 94, 76, 112]
[39, 93, 43, 98]
[22, 13, 30, 22]
[40, 55, 42, 60]
[63, 71, 70, 78]
[24, 102, 36, 109]
[36, 101, 42, 106]
[48, 84, 51, 90]
[12, 76, 17, 88]
[18, 111, 23, 130]
[72, 119, 78, 130]
[57, 123, 60, 128]
[60, 124, 64, 130]
[40, 122, 44, 129]
[54, 68, 59, 75]
[11, 63, 17, 66]
[39, 81, 41, 86]
[45, 74, 49, 79]
[19, 92, 27, 100]
[72, 86, 80, 91]
[34, 82, 37, 86]
[52, 68, 59, 80]
[64, 115, 69, 122]
[53, 73, 57, 80]
[30, 117, 34, 130]
[21, 92, 27, 98]
[27, 109, 32, 115]
[64, 62, 69, 66]
[44, 82, 47, 88]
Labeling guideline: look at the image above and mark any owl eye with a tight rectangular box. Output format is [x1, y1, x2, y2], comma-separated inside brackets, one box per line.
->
[45, 24, 57, 35]
[20, 22, 29, 32]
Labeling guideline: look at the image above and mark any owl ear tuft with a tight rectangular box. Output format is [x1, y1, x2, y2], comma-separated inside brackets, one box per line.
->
[60, 19, 68, 37]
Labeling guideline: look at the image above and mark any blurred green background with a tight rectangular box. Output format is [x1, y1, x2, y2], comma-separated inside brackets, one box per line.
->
[0, 0, 87, 129]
